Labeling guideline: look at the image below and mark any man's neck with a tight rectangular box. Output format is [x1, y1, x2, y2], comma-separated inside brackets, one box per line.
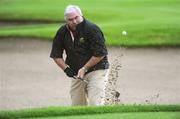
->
[66, 25, 76, 32]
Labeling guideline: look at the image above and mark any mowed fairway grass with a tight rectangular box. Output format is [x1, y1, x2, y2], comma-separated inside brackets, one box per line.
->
[0, 105, 180, 119]
[0, 0, 180, 47]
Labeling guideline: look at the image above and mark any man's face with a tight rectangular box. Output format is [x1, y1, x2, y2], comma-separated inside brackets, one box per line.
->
[65, 11, 83, 30]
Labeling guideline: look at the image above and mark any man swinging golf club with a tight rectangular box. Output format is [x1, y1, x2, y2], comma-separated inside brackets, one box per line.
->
[50, 5, 109, 106]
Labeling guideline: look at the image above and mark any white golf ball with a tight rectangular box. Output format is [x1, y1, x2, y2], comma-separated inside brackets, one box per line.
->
[122, 31, 127, 35]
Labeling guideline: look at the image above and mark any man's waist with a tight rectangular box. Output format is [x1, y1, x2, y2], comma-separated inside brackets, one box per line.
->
[66, 55, 109, 73]
[86, 61, 109, 74]
[67, 59, 109, 74]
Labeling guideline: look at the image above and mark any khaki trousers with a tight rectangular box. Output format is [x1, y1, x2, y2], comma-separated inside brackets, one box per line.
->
[70, 69, 109, 106]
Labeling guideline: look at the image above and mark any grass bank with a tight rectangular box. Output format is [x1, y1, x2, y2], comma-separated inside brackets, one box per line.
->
[27, 112, 180, 119]
[0, 105, 180, 119]
[0, 0, 180, 47]
[0, 23, 180, 47]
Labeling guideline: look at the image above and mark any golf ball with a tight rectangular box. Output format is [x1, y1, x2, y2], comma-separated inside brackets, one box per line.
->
[122, 31, 127, 35]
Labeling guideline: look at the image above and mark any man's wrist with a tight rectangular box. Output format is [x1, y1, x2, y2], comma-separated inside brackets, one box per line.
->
[63, 65, 68, 71]
[82, 66, 88, 73]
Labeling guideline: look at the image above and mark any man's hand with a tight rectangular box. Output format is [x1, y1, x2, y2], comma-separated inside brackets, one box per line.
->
[64, 67, 76, 77]
[77, 67, 87, 79]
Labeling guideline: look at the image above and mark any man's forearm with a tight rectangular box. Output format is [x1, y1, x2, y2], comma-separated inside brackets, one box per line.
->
[53, 58, 68, 70]
[84, 56, 104, 70]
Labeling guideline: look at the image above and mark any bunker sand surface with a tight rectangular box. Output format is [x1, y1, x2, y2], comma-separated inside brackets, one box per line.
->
[0, 38, 180, 110]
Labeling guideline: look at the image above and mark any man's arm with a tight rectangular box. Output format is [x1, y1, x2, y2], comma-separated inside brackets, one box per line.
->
[77, 56, 104, 78]
[53, 58, 76, 77]
[84, 56, 104, 70]
[53, 58, 68, 70]
[77, 24, 107, 78]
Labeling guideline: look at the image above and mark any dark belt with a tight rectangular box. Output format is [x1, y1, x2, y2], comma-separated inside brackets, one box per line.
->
[86, 62, 109, 74]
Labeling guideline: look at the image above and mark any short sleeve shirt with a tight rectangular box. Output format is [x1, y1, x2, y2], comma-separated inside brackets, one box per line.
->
[50, 19, 109, 74]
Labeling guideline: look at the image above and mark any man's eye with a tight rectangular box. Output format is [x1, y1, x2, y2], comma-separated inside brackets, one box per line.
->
[68, 19, 73, 21]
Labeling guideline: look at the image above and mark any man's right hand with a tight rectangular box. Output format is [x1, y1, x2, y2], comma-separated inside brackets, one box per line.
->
[64, 67, 76, 77]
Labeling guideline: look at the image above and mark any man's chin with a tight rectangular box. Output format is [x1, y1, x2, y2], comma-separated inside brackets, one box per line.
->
[71, 26, 77, 31]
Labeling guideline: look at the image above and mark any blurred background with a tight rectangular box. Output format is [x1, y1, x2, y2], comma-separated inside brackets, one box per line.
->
[0, 0, 180, 110]
[0, 0, 180, 46]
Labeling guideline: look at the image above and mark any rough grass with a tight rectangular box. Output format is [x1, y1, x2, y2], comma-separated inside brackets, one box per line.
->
[0, 105, 180, 119]
[0, 0, 180, 47]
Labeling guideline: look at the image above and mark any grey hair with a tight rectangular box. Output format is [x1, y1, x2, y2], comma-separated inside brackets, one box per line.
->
[64, 5, 83, 19]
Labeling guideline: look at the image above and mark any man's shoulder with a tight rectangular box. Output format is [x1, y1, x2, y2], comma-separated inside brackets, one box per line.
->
[57, 24, 67, 33]
[53, 24, 67, 40]
[84, 19, 100, 31]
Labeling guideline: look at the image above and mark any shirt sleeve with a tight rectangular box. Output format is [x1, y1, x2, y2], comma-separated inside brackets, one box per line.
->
[89, 25, 108, 57]
[50, 28, 64, 58]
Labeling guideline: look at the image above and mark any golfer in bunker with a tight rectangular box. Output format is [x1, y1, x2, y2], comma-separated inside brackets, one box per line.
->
[50, 5, 109, 106]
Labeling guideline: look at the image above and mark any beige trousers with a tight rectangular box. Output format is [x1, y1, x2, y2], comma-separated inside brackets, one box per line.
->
[70, 69, 109, 106]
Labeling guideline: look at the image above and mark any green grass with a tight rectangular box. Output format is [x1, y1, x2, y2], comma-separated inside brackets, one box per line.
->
[0, 23, 179, 47]
[27, 112, 180, 119]
[0, 0, 179, 22]
[0, 0, 180, 47]
[0, 24, 59, 40]
[0, 105, 180, 119]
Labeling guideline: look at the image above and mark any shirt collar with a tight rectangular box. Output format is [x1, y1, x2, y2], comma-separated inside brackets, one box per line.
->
[76, 18, 85, 31]
[66, 18, 85, 32]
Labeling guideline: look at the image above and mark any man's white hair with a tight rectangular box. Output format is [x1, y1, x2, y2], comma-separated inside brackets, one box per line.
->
[64, 5, 83, 19]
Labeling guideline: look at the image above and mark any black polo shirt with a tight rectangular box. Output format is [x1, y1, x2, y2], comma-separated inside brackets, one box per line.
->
[50, 19, 109, 74]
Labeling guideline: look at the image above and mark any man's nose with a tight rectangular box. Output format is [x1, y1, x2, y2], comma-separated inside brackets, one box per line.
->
[72, 19, 77, 24]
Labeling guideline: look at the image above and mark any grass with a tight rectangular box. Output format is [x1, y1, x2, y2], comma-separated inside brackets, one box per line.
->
[0, 22, 179, 47]
[0, 24, 59, 40]
[0, 0, 180, 47]
[0, 0, 179, 22]
[0, 105, 180, 119]
[27, 112, 180, 119]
